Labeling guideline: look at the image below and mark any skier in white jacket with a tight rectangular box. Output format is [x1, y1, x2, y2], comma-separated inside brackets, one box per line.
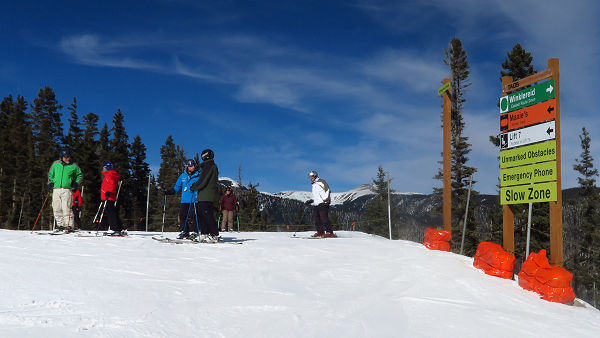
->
[305, 170, 336, 237]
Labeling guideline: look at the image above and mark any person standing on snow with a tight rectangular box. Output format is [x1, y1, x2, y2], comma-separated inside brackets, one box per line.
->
[100, 162, 122, 235]
[219, 187, 239, 232]
[72, 187, 82, 230]
[305, 170, 335, 238]
[190, 149, 220, 243]
[165, 159, 200, 239]
[48, 149, 83, 232]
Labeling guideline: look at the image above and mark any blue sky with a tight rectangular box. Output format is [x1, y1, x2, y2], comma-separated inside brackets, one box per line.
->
[1, 0, 599, 194]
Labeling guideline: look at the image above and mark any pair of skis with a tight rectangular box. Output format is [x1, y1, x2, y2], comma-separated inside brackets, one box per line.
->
[152, 236, 242, 245]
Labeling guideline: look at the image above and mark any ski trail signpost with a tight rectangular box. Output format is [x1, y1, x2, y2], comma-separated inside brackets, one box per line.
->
[499, 59, 563, 266]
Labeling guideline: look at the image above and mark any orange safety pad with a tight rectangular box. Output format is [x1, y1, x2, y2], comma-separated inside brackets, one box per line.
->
[473, 242, 515, 279]
[423, 227, 451, 252]
[517, 249, 575, 304]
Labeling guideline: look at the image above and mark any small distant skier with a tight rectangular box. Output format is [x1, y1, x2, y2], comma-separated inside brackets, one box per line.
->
[219, 187, 239, 232]
[48, 149, 82, 233]
[190, 149, 220, 243]
[72, 187, 82, 230]
[100, 161, 122, 235]
[165, 159, 200, 239]
[305, 170, 335, 238]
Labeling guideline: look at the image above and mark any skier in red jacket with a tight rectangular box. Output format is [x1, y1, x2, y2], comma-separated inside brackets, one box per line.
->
[71, 188, 82, 230]
[100, 162, 122, 235]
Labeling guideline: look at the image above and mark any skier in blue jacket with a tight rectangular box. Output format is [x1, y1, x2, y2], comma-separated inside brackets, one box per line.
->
[165, 159, 200, 239]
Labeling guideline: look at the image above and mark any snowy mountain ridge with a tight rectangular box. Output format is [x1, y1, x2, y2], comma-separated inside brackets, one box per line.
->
[219, 178, 424, 206]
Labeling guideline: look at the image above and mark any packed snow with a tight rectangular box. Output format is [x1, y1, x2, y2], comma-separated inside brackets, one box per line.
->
[1, 229, 599, 337]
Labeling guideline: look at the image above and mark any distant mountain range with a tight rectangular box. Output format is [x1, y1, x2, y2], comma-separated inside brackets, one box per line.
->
[218, 177, 584, 245]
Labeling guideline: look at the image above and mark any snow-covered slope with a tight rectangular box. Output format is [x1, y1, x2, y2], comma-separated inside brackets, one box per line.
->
[268, 184, 424, 206]
[1, 230, 598, 337]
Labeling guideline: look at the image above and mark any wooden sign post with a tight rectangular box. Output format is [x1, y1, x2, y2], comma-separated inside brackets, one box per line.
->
[499, 58, 562, 266]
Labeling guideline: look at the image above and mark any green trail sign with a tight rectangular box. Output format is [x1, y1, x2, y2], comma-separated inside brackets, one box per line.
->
[438, 82, 451, 96]
[500, 181, 557, 205]
[500, 140, 556, 169]
[501, 161, 556, 187]
[499, 79, 555, 114]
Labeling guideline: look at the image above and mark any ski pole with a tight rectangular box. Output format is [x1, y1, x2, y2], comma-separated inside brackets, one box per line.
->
[237, 215, 240, 233]
[161, 194, 167, 237]
[30, 192, 51, 233]
[114, 181, 123, 207]
[91, 201, 103, 226]
[95, 200, 108, 236]
[80, 185, 84, 222]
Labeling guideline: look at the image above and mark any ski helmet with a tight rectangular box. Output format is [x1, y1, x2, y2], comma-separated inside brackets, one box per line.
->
[185, 159, 196, 167]
[308, 170, 318, 178]
[201, 149, 214, 161]
[59, 149, 71, 157]
[103, 161, 113, 171]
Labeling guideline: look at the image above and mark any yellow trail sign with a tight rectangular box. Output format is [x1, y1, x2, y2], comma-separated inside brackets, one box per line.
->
[500, 140, 556, 169]
[438, 82, 451, 96]
[500, 181, 557, 205]
[501, 161, 556, 187]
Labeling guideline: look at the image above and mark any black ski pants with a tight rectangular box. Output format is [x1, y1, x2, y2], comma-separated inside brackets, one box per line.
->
[196, 201, 219, 236]
[72, 206, 81, 229]
[101, 200, 122, 232]
[312, 203, 332, 233]
[178, 203, 198, 234]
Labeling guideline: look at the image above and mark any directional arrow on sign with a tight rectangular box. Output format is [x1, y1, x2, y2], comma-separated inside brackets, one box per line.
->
[547, 106, 554, 114]
[546, 84, 554, 94]
[500, 120, 556, 150]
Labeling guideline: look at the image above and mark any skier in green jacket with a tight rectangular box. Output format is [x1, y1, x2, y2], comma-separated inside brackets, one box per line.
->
[48, 149, 83, 232]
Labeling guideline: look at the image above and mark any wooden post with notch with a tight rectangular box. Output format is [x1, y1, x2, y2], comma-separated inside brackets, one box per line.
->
[501, 76, 515, 254]
[548, 58, 563, 266]
[442, 78, 452, 232]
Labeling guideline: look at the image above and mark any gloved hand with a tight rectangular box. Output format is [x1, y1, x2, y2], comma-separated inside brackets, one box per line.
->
[305, 199, 314, 205]
[47, 182, 54, 190]
[105, 191, 112, 199]
[219, 205, 222, 211]
[164, 188, 175, 195]
[71, 181, 78, 189]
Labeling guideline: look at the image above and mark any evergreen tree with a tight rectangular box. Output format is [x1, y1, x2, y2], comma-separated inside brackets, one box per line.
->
[29, 87, 63, 230]
[30, 87, 63, 195]
[238, 183, 261, 231]
[64, 97, 83, 156]
[157, 135, 186, 230]
[129, 135, 151, 230]
[568, 127, 600, 304]
[78, 113, 101, 228]
[0, 95, 32, 227]
[98, 123, 110, 164]
[435, 38, 479, 255]
[500, 44, 535, 80]
[109, 109, 132, 226]
[364, 165, 393, 237]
